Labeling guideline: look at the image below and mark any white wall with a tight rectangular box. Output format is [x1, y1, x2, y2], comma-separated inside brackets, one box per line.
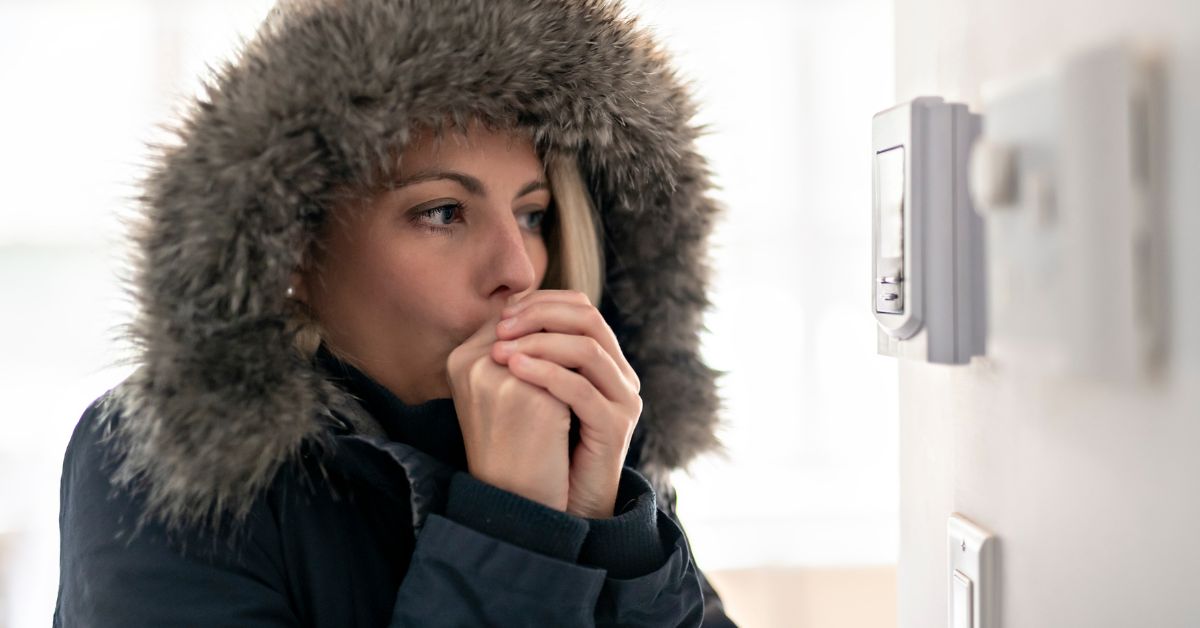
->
[894, 1, 1200, 627]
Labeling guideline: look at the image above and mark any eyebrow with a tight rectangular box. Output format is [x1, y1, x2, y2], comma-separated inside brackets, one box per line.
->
[395, 170, 549, 200]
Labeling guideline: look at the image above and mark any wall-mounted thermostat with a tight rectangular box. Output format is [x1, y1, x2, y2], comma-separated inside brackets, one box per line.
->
[968, 42, 1166, 384]
[872, 97, 986, 364]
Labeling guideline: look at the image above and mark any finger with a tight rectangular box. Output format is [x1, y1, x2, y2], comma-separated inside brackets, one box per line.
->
[502, 289, 592, 318]
[493, 332, 633, 401]
[505, 352, 610, 425]
[496, 300, 640, 392]
[456, 302, 508, 347]
[507, 353, 639, 455]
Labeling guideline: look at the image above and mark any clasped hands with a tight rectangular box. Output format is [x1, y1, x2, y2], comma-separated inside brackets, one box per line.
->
[446, 289, 643, 519]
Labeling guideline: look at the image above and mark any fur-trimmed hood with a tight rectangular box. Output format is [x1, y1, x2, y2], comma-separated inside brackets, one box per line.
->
[104, 0, 726, 530]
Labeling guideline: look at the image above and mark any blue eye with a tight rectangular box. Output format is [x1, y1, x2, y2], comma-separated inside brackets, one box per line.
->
[522, 209, 548, 231]
[419, 202, 463, 225]
[414, 201, 464, 235]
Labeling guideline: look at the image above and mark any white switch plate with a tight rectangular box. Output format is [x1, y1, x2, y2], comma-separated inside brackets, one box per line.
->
[948, 514, 997, 628]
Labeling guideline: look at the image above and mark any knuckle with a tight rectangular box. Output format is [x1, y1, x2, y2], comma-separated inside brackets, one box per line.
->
[532, 392, 567, 421]
[467, 356, 490, 382]
[570, 372, 593, 399]
[498, 375, 522, 396]
[532, 389, 557, 411]
[586, 337, 605, 362]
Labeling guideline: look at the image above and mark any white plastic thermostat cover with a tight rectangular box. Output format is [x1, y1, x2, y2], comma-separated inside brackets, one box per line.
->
[872, 97, 986, 365]
[948, 513, 998, 628]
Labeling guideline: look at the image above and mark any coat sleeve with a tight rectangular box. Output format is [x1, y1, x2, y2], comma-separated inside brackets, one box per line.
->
[617, 426, 740, 627]
[386, 466, 716, 627]
[655, 477, 740, 628]
[54, 404, 299, 628]
[386, 468, 603, 626]
[590, 469, 709, 627]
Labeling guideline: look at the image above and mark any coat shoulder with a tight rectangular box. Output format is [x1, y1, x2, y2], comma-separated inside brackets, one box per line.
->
[55, 392, 297, 624]
[56, 391, 412, 626]
[60, 389, 356, 544]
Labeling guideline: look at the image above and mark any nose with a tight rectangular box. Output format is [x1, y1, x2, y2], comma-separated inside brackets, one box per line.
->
[486, 212, 537, 304]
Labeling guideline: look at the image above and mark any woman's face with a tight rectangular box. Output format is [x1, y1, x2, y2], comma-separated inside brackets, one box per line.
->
[298, 122, 551, 404]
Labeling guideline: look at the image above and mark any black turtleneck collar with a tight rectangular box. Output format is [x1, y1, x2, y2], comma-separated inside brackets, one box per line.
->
[314, 343, 467, 471]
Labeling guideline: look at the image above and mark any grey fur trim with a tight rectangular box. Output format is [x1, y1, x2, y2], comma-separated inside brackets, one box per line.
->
[107, 0, 728, 530]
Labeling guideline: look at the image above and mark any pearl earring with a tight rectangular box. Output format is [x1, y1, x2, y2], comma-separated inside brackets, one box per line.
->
[286, 286, 295, 298]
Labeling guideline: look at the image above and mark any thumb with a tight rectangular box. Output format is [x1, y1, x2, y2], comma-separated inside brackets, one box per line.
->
[460, 310, 505, 350]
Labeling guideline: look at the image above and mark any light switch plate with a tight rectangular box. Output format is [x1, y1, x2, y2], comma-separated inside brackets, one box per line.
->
[948, 514, 997, 628]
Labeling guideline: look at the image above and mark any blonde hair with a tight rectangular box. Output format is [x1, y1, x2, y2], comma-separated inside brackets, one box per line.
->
[542, 152, 605, 306]
[288, 148, 604, 358]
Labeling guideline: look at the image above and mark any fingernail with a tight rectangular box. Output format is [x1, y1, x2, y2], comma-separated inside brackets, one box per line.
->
[498, 318, 517, 330]
[495, 341, 516, 356]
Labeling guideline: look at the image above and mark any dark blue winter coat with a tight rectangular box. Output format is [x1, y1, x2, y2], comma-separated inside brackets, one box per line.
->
[55, 346, 735, 626]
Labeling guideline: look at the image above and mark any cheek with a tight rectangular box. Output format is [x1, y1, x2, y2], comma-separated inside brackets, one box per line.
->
[370, 247, 440, 315]
[312, 230, 426, 329]
[376, 261, 431, 313]
[372, 248, 474, 335]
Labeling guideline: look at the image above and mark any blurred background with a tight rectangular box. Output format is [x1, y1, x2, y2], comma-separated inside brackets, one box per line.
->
[0, 1, 899, 627]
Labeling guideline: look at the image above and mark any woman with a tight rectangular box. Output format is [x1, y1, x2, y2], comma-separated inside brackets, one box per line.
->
[55, 0, 733, 625]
